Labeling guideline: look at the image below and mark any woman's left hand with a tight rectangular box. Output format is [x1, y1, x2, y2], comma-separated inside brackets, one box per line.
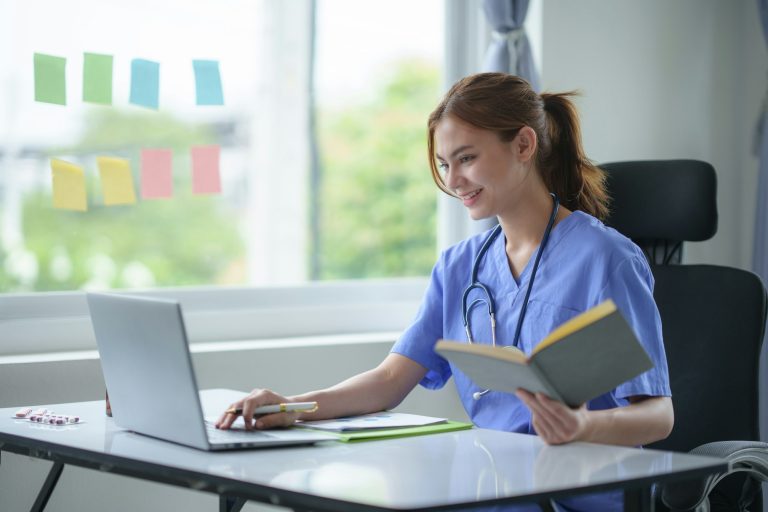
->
[515, 389, 591, 445]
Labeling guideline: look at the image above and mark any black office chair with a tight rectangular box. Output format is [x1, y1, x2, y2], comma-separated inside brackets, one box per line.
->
[602, 160, 768, 511]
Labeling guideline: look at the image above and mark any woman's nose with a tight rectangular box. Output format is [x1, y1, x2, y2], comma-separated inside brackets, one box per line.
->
[444, 167, 461, 190]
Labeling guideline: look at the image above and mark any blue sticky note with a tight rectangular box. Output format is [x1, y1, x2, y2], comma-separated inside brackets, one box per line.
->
[130, 59, 160, 109]
[192, 60, 224, 106]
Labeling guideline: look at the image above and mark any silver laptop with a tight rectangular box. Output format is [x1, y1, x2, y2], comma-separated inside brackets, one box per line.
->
[87, 292, 334, 451]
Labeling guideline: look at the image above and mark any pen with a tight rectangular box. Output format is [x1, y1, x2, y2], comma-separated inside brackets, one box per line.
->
[225, 402, 318, 416]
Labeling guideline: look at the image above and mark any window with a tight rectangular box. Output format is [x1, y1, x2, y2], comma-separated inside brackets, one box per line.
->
[0, 1, 480, 357]
[0, 0, 444, 293]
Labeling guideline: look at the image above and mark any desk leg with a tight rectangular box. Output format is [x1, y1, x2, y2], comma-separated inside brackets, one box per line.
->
[30, 461, 64, 512]
[219, 496, 246, 512]
[624, 487, 653, 512]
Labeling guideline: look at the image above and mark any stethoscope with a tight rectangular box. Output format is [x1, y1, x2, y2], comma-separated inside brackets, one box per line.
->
[462, 193, 560, 400]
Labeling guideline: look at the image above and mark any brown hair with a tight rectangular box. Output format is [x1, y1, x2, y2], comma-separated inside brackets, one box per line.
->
[427, 72, 609, 220]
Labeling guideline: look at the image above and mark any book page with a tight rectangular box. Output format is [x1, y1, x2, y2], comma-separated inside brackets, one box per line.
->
[434, 340, 527, 363]
[297, 412, 447, 432]
[434, 340, 562, 401]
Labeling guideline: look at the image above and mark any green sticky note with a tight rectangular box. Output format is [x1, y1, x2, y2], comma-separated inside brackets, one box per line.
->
[83, 53, 113, 104]
[34, 53, 66, 105]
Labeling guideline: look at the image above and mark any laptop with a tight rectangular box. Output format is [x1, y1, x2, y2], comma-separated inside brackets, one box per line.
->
[86, 292, 335, 451]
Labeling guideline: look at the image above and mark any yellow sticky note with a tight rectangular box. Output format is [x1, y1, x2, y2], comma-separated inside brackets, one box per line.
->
[97, 157, 137, 206]
[50, 159, 87, 211]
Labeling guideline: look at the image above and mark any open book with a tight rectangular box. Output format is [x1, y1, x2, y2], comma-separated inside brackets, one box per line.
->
[435, 300, 653, 407]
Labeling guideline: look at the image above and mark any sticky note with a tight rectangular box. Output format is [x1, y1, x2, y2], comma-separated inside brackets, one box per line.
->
[190, 145, 221, 195]
[50, 159, 87, 211]
[192, 60, 224, 105]
[129, 59, 160, 109]
[141, 149, 173, 199]
[83, 53, 113, 104]
[97, 157, 137, 205]
[34, 53, 66, 105]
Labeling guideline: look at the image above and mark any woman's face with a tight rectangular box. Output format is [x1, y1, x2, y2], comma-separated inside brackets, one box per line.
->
[434, 115, 533, 221]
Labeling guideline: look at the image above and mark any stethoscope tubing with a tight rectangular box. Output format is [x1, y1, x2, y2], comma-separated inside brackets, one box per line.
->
[461, 193, 560, 399]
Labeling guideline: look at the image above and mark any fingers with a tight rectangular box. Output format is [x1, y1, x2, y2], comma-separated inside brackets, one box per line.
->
[516, 390, 557, 442]
[516, 390, 585, 445]
[252, 411, 301, 430]
[216, 399, 244, 430]
[216, 389, 297, 431]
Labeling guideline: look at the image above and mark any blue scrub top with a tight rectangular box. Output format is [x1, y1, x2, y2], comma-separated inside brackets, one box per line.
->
[392, 210, 671, 431]
[391, 211, 671, 511]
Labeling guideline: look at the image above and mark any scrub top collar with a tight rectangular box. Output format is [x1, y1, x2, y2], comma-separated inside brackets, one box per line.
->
[488, 210, 586, 292]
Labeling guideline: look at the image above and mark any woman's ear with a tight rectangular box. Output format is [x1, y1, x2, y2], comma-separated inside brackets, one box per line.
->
[514, 126, 538, 163]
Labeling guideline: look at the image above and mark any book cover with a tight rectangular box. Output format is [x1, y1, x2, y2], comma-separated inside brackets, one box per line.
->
[434, 300, 653, 407]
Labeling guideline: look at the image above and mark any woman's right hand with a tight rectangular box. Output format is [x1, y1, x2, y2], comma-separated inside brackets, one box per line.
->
[215, 388, 300, 431]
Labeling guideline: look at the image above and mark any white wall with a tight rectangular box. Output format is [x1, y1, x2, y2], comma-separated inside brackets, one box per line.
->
[540, 0, 767, 269]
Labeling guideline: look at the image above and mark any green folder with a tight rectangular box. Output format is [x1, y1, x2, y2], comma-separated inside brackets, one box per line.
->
[299, 420, 473, 443]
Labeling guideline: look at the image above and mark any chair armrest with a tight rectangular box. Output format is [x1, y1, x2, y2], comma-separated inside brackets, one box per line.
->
[660, 441, 768, 511]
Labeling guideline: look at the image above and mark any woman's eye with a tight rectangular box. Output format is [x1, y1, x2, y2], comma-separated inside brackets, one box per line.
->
[438, 162, 448, 173]
[459, 155, 474, 163]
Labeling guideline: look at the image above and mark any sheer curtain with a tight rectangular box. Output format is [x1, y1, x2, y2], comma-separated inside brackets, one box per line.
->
[481, 0, 540, 90]
[755, 4, 768, 496]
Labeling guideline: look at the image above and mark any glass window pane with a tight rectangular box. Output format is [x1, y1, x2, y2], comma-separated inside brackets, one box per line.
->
[314, 0, 443, 280]
[0, 0, 443, 292]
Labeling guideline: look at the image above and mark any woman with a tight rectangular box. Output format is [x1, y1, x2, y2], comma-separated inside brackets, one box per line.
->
[217, 73, 673, 511]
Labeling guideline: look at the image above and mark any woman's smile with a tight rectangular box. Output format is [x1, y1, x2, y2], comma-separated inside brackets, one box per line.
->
[460, 188, 483, 207]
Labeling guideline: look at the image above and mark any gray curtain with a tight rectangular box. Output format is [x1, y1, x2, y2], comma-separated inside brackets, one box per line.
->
[755, 0, 768, 284]
[755, 6, 768, 510]
[481, 0, 540, 91]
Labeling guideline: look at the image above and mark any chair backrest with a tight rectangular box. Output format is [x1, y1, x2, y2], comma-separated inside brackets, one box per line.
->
[649, 264, 766, 451]
[602, 159, 718, 264]
[602, 159, 768, 510]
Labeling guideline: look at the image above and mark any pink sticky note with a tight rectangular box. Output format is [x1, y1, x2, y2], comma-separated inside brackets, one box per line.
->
[141, 149, 173, 199]
[190, 145, 221, 195]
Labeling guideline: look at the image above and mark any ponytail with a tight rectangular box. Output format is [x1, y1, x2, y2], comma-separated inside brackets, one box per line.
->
[539, 92, 609, 220]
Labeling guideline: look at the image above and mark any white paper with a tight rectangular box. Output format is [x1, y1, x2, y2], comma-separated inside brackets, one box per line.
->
[297, 412, 446, 432]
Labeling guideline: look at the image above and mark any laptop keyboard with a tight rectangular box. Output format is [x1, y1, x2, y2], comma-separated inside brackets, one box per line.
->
[205, 422, 276, 443]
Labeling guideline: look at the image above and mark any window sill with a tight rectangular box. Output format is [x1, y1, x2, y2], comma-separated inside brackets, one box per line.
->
[0, 331, 400, 365]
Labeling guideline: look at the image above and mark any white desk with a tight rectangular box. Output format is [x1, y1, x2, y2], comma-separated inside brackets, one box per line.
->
[0, 389, 727, 511]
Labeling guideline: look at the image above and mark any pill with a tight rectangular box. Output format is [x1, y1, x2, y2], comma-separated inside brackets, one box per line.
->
[15, 407, 33, 418]
[31, 408, 48, 416]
